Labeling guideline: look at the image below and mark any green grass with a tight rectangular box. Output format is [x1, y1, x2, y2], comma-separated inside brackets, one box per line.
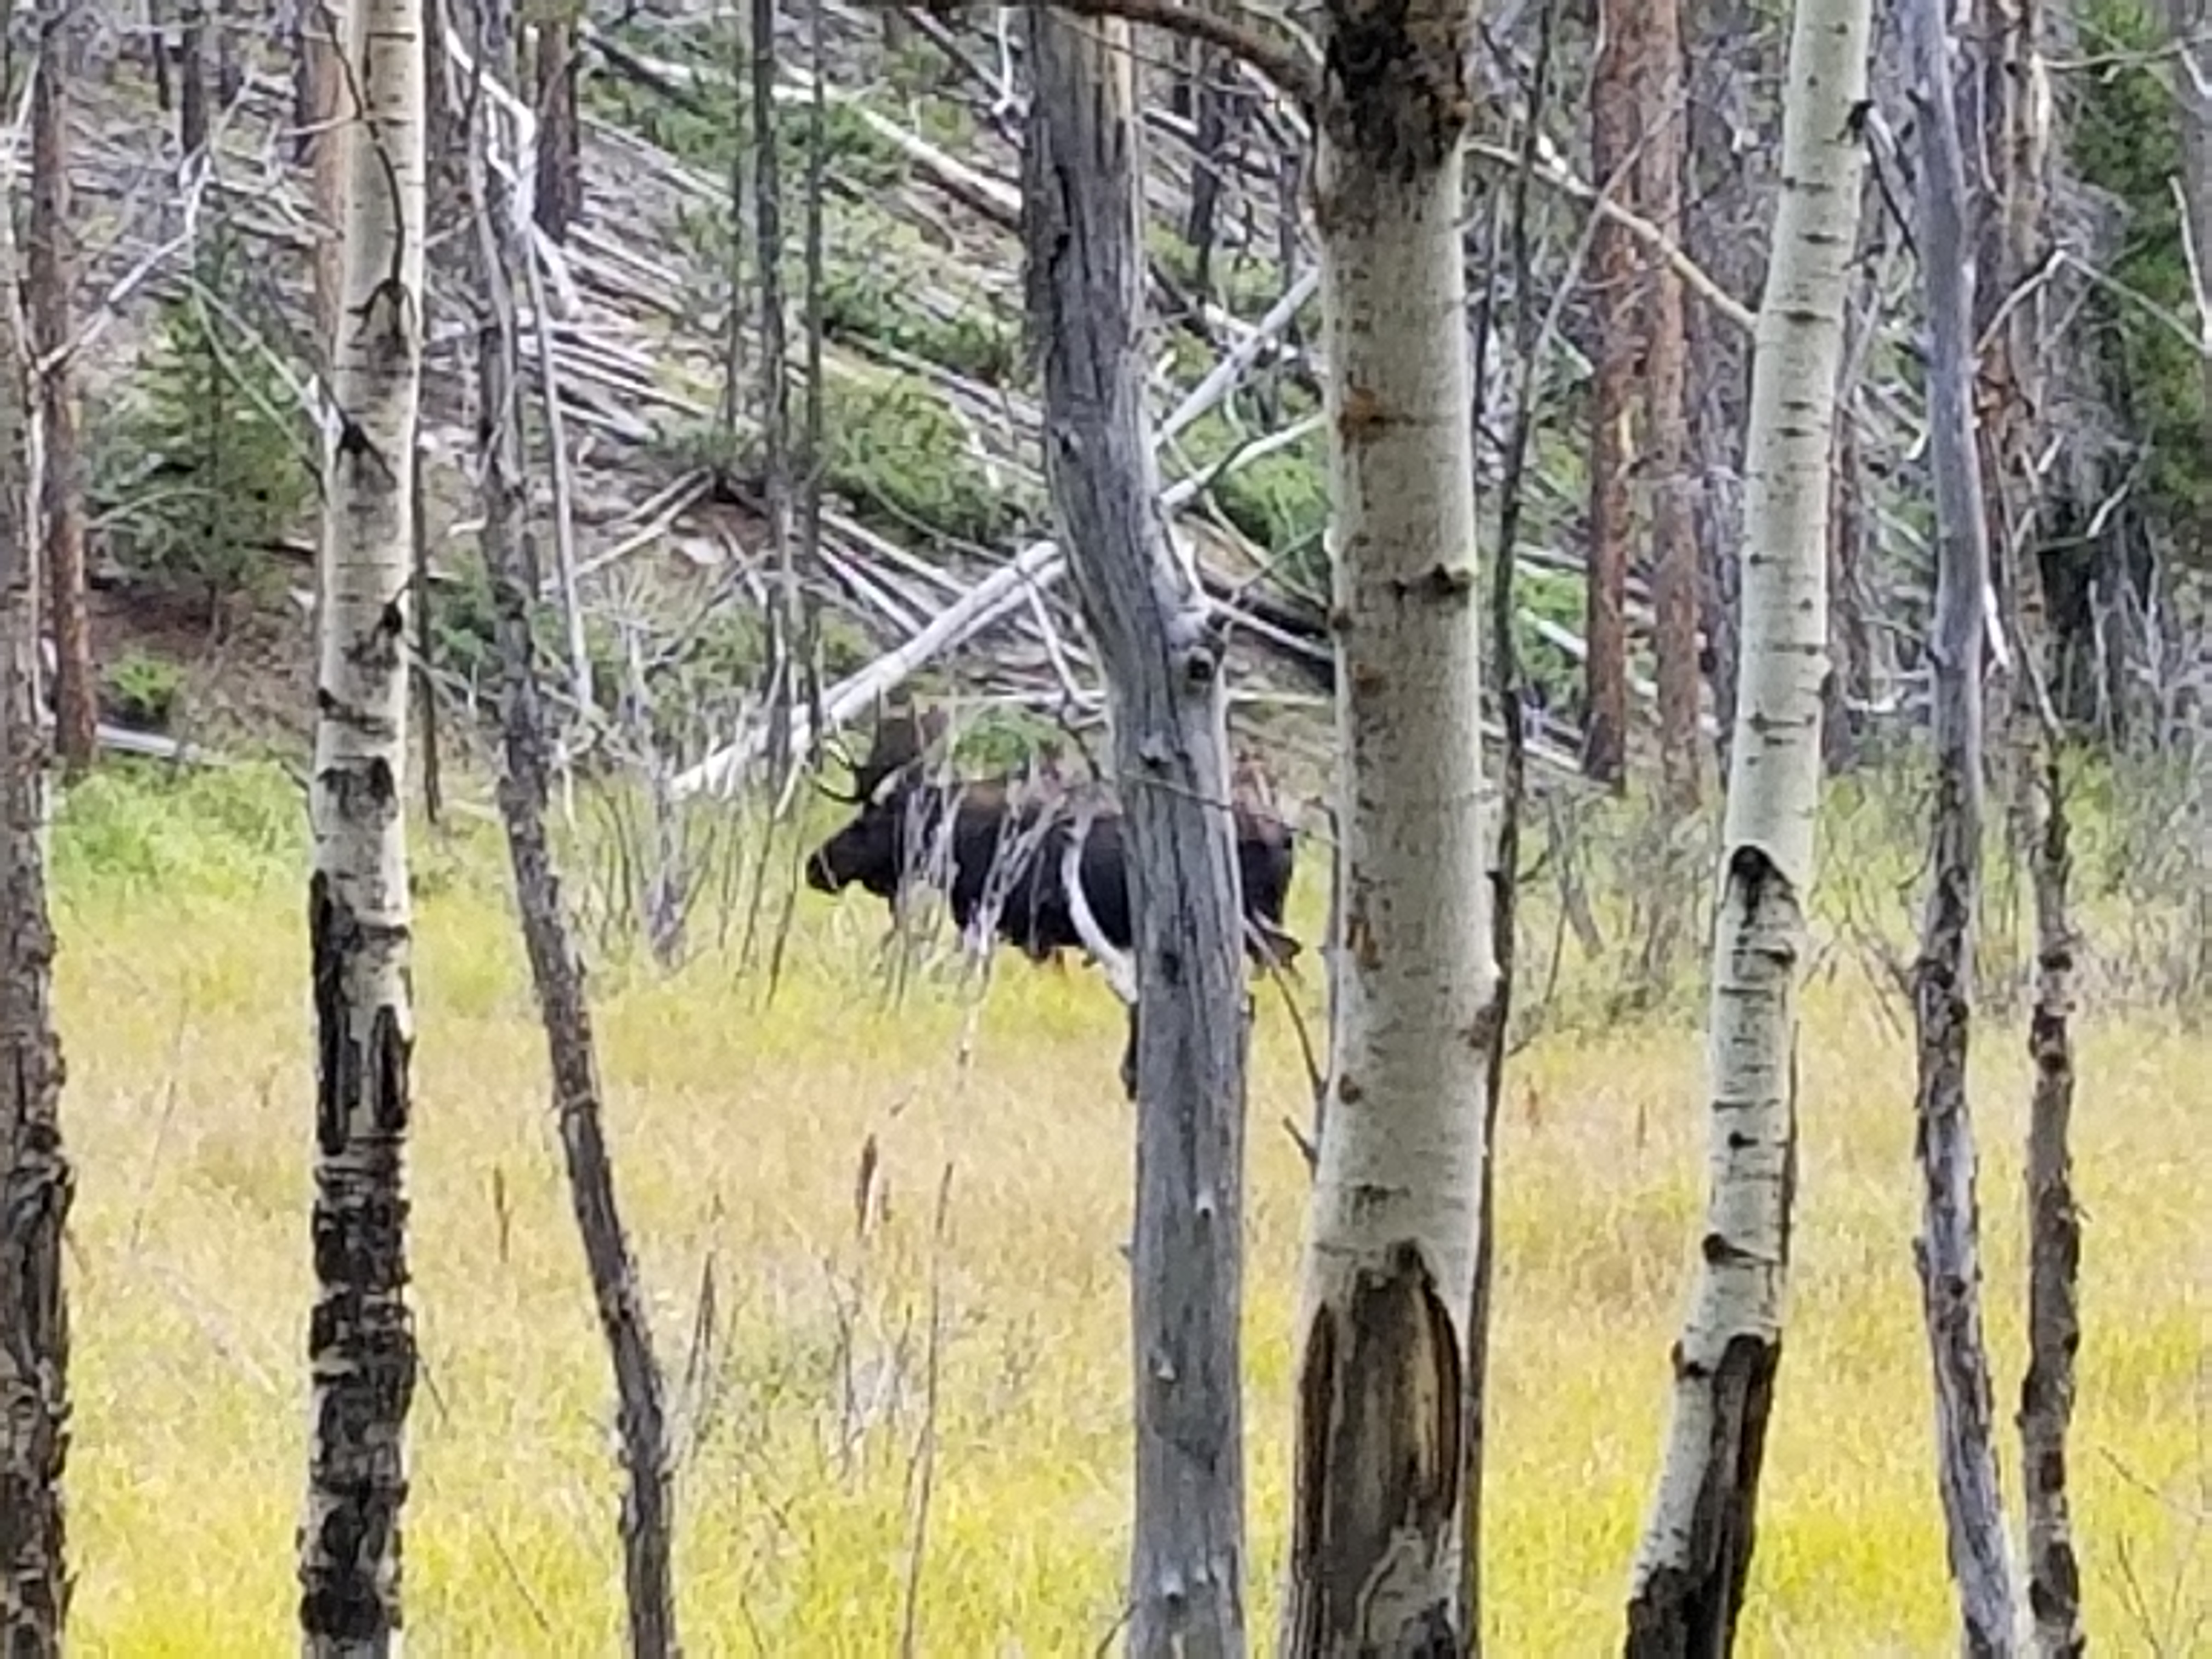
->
[43, 762, 2212, 1654]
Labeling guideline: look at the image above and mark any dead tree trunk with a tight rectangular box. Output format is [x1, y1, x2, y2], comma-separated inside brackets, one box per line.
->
[1024, 16, 1250, 1652]
[1462, 4, 1558, 1626]
[297, 0, 425, 1644]
[2017, 734, 2083, 1657]
[29, 0, 93, 777]
[1641, 0, 1699, 809]
[466, 0, 679, 1646]
[1583, 0, 1636, 789]
[1681, 0, 1771, 782]
[308, 3, 345, 360]
[0, 140, 72, 1659]
[178, 0, 210, 162]
[1906, 0, 2024, 1647]
[532, 10, 582, 240]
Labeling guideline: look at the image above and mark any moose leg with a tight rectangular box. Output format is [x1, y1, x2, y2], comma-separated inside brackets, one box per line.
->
[1118, 999, 1139, 1102]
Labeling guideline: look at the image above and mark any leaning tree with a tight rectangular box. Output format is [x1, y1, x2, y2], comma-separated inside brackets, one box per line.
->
[1623, 0, 1873, 1647]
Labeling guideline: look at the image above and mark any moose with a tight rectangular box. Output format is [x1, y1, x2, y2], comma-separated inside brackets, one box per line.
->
[803, 702, 1302, 977]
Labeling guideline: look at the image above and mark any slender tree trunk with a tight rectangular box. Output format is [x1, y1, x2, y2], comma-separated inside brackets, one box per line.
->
[297, 0, 425, 1645]
[1982, 14, 2079, 1643]
[1281, 0, 1496, 1649]
[2017, 738, 2082, 1658]
[0, 146, 72, 1659]
[1681, 0, 1770, 785]
[1907, 1, 2023, 1649]
[1462, 4, 1558, 1627]
[1583, 0, 1635, 789]
[1622, 0, 1870, 1645]
[309, 9, 345, 357]
[178, 0, 210, 162]
[29, 0, 94, 777]
[1642, 0, 1699, 810]
[1183, 38, 1244, 301]
[532, 10, 582, 240]
[1825, 419, 1871, 775]
[466, 1, 679, 1639]
[1024, 19, 1250, 1652]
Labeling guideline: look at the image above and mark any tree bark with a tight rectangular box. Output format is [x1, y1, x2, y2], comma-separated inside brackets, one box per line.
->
[1906, 0, 2023, 1649]
[178, 0, 210, 162]
[1622, 0, 1870, 1646]
[1583, 0, 1635, 790]
[1641, 0, 1699, 810]
[533, 10, 582, 241]
[2017, 742, 2082, 1658]
[1681, 0, 1771, 783]
[466, 0, 680, 1646]
[1024, 18, 1250, 1653]
[308, 6, 346, 361]
[1984, 14, 2080, 1646]
[29, 0, 94, 778]
[0, 137, 72, 1659]
[1825, 418, 1871, 775]
[298, 0, 425, 1645]
[1279, 0, 1496, 1648]
[1183, 38, 1245, 301]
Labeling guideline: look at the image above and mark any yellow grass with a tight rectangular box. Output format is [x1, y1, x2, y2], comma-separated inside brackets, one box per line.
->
[46, 765, 2211, 1655]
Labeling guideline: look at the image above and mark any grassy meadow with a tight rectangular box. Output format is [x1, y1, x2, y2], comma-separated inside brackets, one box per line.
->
[44, 759, 2211, 1655]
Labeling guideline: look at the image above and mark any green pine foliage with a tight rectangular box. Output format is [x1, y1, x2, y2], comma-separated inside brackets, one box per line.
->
[2069, 0, 2212, 537]
[94, 227, 317, 619]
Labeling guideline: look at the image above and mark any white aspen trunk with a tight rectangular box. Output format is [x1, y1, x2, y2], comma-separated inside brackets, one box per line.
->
[1907, 0, 2024, 1649]
[1623, 0, 1871, 1645]
[1280, 2, 1496, 1649]
[297, 0, 425, 1646]
[1025, 19, 1251, 1651]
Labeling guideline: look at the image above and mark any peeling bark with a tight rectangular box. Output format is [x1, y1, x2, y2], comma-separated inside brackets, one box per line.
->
[1623, 0, 1870, 1646]
[1280, 0, 1495, 1648]
[1025, 19, 1250, 1652]
[298, 0, 425, 1645]
[0, 135, 72, 1659]
[1907, 0, 2024, 1647]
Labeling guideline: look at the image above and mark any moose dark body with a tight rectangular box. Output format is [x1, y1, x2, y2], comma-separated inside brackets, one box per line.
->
[803, 713, 1300, 973]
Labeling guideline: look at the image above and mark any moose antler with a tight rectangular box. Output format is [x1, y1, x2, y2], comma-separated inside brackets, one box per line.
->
[1061, 799, 1137, 1007]
[833, 699, 953, 804]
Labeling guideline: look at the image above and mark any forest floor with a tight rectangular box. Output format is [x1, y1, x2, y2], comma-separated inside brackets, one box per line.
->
[48, 759, 2212, 1656]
